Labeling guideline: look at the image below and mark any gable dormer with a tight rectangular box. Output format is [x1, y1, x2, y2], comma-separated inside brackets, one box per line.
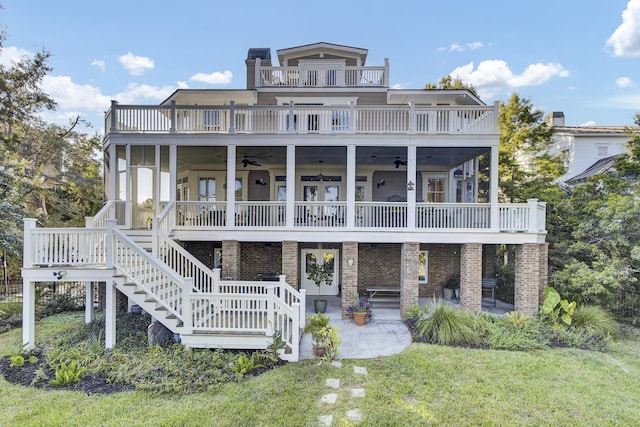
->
[276, 42, 368, 67]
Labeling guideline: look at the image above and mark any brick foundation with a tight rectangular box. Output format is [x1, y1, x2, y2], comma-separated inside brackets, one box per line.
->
[538, 242, 549, 303]
[341, 242, 358, 318]
[282, 241, 299, 288]
[400, 242, 420, 318]
[515, 243, 541, 315]
[222, 240, 241, 279]
[357, 243, 401, 293]
[460, 243, 482, 312]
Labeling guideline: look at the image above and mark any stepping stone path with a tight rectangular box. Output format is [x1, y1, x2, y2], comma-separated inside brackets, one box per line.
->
[317, 364, 369, 425]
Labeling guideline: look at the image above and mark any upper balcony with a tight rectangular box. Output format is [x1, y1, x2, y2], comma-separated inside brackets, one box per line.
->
[254, 57, 389, 88]
[104, 101, 499, 137]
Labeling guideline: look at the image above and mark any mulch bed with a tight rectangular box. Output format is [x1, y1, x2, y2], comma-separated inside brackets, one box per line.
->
[0, 355, 135, 395]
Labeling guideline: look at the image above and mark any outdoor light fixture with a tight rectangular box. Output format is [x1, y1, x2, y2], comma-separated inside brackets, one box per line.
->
[377, 179, 386, 188]
[407, 181, 415, 191]
[53, 270, 67, 280]
[255, 179, 267, 186]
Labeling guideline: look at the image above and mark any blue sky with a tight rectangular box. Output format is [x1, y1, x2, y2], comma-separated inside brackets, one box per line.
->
[1, 0, 639, 133]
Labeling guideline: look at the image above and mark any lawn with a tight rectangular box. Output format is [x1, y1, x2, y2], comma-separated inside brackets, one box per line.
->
[1, 312, 639, 426]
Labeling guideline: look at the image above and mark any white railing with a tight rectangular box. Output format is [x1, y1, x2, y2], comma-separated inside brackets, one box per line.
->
[175, 201, 226, 228]
[106, 102, 498, 135]
[235, 202, 286, 227]
[499, 205, 530, 232]
[257, 64, 386, 88]
[416, 203, 491, 229]
[90, 201, 126, 228]
[294, 201, 347, 228]
[111, 227, 186, 320]
[355, 202, 407, 228]
[30, 227, 107, 266]
[188, 271, 304, 360]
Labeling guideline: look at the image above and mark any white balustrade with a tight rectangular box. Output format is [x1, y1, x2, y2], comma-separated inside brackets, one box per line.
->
[416, 203, 491, 229]
[175, 201, 226, 227]
[294, 201, 347, 227]
[235, 201, 286, 227]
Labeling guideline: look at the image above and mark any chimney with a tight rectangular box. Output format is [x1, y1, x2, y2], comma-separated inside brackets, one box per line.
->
[245, 48, 271, 90]
[545, 111, 565, 127]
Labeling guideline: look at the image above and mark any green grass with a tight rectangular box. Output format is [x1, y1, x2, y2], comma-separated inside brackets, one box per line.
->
[1, 313, 640, 426]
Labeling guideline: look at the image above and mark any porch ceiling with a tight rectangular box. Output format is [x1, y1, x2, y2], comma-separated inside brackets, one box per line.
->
[177, 146, 489, 169]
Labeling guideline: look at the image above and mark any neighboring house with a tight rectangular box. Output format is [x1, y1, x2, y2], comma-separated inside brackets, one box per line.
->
[22, 42, 548, 360]
[546, 112, 635, 183]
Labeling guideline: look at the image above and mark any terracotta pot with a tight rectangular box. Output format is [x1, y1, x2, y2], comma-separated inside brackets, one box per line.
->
[353, 311, 367, 326]
[313, 346, 326, 357]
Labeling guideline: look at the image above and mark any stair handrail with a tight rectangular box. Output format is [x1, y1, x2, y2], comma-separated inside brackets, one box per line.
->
[89, 201, 116, 228]
[108, 220, 187, 321]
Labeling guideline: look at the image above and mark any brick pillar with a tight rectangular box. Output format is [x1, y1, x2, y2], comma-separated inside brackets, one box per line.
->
[400, 242, 420, 319]
[222, 240, 241, 280]
[460, 243, 482, 312]
[341, 242, 359, 319]
[281, 241, 298, 289]
[515, 243, 541, 316]
[538, 242, 549, 303]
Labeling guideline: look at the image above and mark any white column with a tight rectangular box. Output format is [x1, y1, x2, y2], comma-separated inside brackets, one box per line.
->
[346, 145, 356, 228]
[125, 144, 131, 228]
[169, 145, 177, 203]
[154, 144, 161, 216]
[105, 281, 116, 349]
[109, 143, 117, 202]
[407, 145, 417, 229]
[85, 282, 94, 324]
[286, 145, 296, 227]
[23, 218, 37, 268]
[490, 145, 499, 230]
[22, 280, 35, 350]
[226, 145, 237, 229]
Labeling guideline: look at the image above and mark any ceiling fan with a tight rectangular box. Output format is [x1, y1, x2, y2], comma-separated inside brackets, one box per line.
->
[241, 155, 261, 167]
[394, 156, 407, 168]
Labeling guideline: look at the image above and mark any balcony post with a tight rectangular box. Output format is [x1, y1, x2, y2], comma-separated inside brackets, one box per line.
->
[288, 102, 295, 132]
[348, 101, 356, 133]
[286, 145, 296, 227]
[527, 198, 539, 232]
[22, 279, 35, 350]
[109, 100, 117, 133]
[229, 101, 236, 134]
[490, 145, 499, 230]
[409, 101, 416, 134]
[255, 58, 261, 88]
[407, 146, 416, 229]
[106, 219, 115, 269]
[105, 280, 116, 349]
[384, 58, 390, 87]
[265, 284, 275, 336]
[226, 145, 237, 229]
[183, 278, 193, 332]
[23, 218, 37, 268]
[169, 100, 176, 133]
[346, 145, 356, 228]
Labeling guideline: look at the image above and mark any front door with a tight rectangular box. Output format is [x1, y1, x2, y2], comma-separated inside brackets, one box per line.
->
[301, 249, 339, 296]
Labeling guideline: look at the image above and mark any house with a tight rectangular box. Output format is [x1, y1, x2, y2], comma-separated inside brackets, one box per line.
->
[21, 42, 548, 360]
[545, 111, 635, 183]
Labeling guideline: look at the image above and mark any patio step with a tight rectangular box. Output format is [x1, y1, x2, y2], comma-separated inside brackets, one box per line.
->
[368, 297, 400, 307]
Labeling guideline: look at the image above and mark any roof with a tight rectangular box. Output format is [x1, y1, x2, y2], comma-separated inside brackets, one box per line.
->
[553, 126, 637, 136]
[276, 42, 368, 65]
[565, 154, 624, 183]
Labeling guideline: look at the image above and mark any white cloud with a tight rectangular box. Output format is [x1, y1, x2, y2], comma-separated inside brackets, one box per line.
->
[42, 75, 111, 112]
[449, 44, 463, 52]
[190, 70, 233, 85]
[616, 76, 636, 87]
[439, 42, 484, 53]
[113, 83, 181, 104]
[118, 52, 154, 76]
[606, 0, 640, 57]
[91, 60, 106, 72]
[391, 82, 411, 89]
[467, 42, 483, 50]
[0, 46, 33, 66]
[602, 92, 640, 109]
[450, 60, 569, 99]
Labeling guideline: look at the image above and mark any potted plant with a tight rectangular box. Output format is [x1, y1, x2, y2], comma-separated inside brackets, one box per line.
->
[347, 293, 373, 325]
[146, 216, 153, 230]
[303, 313, 340, 359]
[307, 260, 334, 313]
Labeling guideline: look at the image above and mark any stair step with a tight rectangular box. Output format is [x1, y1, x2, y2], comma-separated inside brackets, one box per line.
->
[144, 298, 157, 303]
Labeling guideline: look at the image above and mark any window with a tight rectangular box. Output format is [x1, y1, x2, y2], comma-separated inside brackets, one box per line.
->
[426, 177, 446, 202]
[199, 178, 215, 202]
[597, 145, 609, 157]
[418, 251, 429, 283]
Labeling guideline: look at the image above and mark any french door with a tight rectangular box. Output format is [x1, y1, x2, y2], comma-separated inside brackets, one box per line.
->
[300, 248, 339, 296]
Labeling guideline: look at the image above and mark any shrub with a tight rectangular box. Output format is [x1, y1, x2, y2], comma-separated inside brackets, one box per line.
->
[504, 311, 531, 329]
[49, 360, 86, 386]
[544, 326, 610, 351]
[40, 293, 84, 317]
[571, 305, 619, 339]
[415, 300, 479, 346]
[230, 353, 265, 380]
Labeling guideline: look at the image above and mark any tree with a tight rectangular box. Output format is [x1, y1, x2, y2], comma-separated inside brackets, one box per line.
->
[424, 75, 479, 97]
